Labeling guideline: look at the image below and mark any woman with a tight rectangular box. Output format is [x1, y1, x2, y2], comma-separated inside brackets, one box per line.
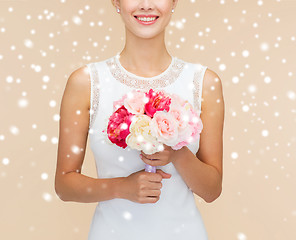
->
[54, 0, 224, 239]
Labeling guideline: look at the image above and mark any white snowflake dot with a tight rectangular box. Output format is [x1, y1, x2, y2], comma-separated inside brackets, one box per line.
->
[237, 232, 247, 240]
[18, 98, 29, 108]
[24, 39, 34, 48]
[257, 0, 263, 6]
[242, 105, 249, 112]
[219, 63, 226, 71]
[287, 91, 295, 100]
[42, 192, 52, 202]
[6, 76, 13, 83]
[53, 114, 60, 121]
[71, 145, 80, 154]
[41, 173, 48, 180]
[232, 76, 239, 84]
[231, 152, 238, 159]
[2, 158, 10, 165]
[264, 76, 271, 84]
[123, 211, 133, 220]
[10, 126, 20, 135]
[260, 42, 269, 51]
[248, 84, 257, 93]
[72, 16, 82, 25]
[242, 50, 249, 58]
[262, 130, 269, 137]
[49, 100, 56, 107]
[40, 134, 47, 142]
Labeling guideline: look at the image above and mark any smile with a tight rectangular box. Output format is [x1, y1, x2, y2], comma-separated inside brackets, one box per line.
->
[134, 16, 159, 25]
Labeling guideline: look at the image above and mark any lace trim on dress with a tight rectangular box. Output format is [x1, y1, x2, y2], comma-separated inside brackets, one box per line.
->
[106, 56, 185, 89]
[87, 63, 100, 130]
[193, 65, 208, 112]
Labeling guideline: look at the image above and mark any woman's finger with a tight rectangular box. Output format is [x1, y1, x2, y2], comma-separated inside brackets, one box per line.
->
[140, 155, 162, 166]
[143, 189, 161, 198]
[140, 152, 157, 160]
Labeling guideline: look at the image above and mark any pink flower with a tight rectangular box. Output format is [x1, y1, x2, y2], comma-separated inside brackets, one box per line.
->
[113, 94, 127, 111]
[124, 90, 146, 115]
[169, 98, 203, 150]
[106, 105, 135, 148]
[172, 108, 203, 150]
[145, 89, 171, 118]
[105, 88, 203, 154]
[150, 111, 179, 146]
[168, 94, 188, 130]
[170, 93, 187, 107]
[189, 108, 203, 141]
[171, 140, 188, 150]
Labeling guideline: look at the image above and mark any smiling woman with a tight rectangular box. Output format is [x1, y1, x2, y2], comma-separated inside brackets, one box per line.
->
[111, 0, 177, 41]
[134, 15, 159, 25]
[54, 0, 224, 240]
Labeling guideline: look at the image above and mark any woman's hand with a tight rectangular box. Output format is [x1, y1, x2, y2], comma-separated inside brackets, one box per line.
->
[139, 144, 178, 167]
[119, 169, 171, 204]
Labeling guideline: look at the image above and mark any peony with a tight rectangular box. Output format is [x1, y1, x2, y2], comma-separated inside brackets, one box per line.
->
[189, 108, 203, 141]
[168, 94, 190, 132]
[144, 89, 171, 118]
[106, 105, 135, 148]
[171, 104, 203, 150]
[113, 94, 127, 111]
[124, 90, 147, 115]
[170, 93, 187, 107]
[150, 111, 179, 146]
[104, 88, 203, 156]
[126, 115, 163, 155]
[171, 140, 188, 150]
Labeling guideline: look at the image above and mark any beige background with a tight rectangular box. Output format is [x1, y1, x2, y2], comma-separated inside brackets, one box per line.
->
[1, 0, 296, 239]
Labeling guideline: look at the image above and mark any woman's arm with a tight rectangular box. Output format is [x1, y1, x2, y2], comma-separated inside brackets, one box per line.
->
[171, 68, 224, 203]
[54, 66, 124, 203]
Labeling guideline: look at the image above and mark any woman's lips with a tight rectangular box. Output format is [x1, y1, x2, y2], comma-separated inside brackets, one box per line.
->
[135, 15, 159, 25]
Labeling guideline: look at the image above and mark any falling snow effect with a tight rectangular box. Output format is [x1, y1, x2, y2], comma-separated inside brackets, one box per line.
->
[42, 192, 52, 202]
[122, 211, 133, 221]
[0, 0, 295, 239]
[41, 172, 48, 180]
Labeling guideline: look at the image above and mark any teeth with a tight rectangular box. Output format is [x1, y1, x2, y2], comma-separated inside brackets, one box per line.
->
[136, 16, 157, 22]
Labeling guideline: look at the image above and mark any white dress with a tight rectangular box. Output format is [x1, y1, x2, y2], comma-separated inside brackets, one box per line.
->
[85, 54, 209, 240]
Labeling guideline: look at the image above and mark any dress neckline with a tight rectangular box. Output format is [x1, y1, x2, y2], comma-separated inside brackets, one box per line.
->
[114, 54, 175, 80]
[106, 54, 185, 89]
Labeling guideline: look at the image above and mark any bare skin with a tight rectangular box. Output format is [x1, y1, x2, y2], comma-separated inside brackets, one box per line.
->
[55, 0, 224, 204]
[140, 69, 224, 203]
[54, 66, 171, 203]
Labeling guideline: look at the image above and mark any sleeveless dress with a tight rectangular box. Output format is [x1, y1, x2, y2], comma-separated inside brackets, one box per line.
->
[85, 54, 208, 240]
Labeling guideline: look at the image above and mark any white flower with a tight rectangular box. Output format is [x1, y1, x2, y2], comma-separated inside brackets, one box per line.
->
[126, 115, 162, 154]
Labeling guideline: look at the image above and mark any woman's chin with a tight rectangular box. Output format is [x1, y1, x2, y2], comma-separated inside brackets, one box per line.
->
[127, 29, 165, 40]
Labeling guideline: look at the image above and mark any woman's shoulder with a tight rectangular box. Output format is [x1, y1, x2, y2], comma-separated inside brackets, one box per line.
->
[67, 65, 91, 90]
[59, 65, 91, 118]
[176, 57, 221, 89]
[63, 56, 116, 104]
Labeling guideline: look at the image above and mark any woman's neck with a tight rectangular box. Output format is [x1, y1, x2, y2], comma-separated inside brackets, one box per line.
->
[118, 30, 172, 77]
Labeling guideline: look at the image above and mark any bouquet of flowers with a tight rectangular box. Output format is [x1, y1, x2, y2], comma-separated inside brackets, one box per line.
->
[102, 89, 203, 173]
